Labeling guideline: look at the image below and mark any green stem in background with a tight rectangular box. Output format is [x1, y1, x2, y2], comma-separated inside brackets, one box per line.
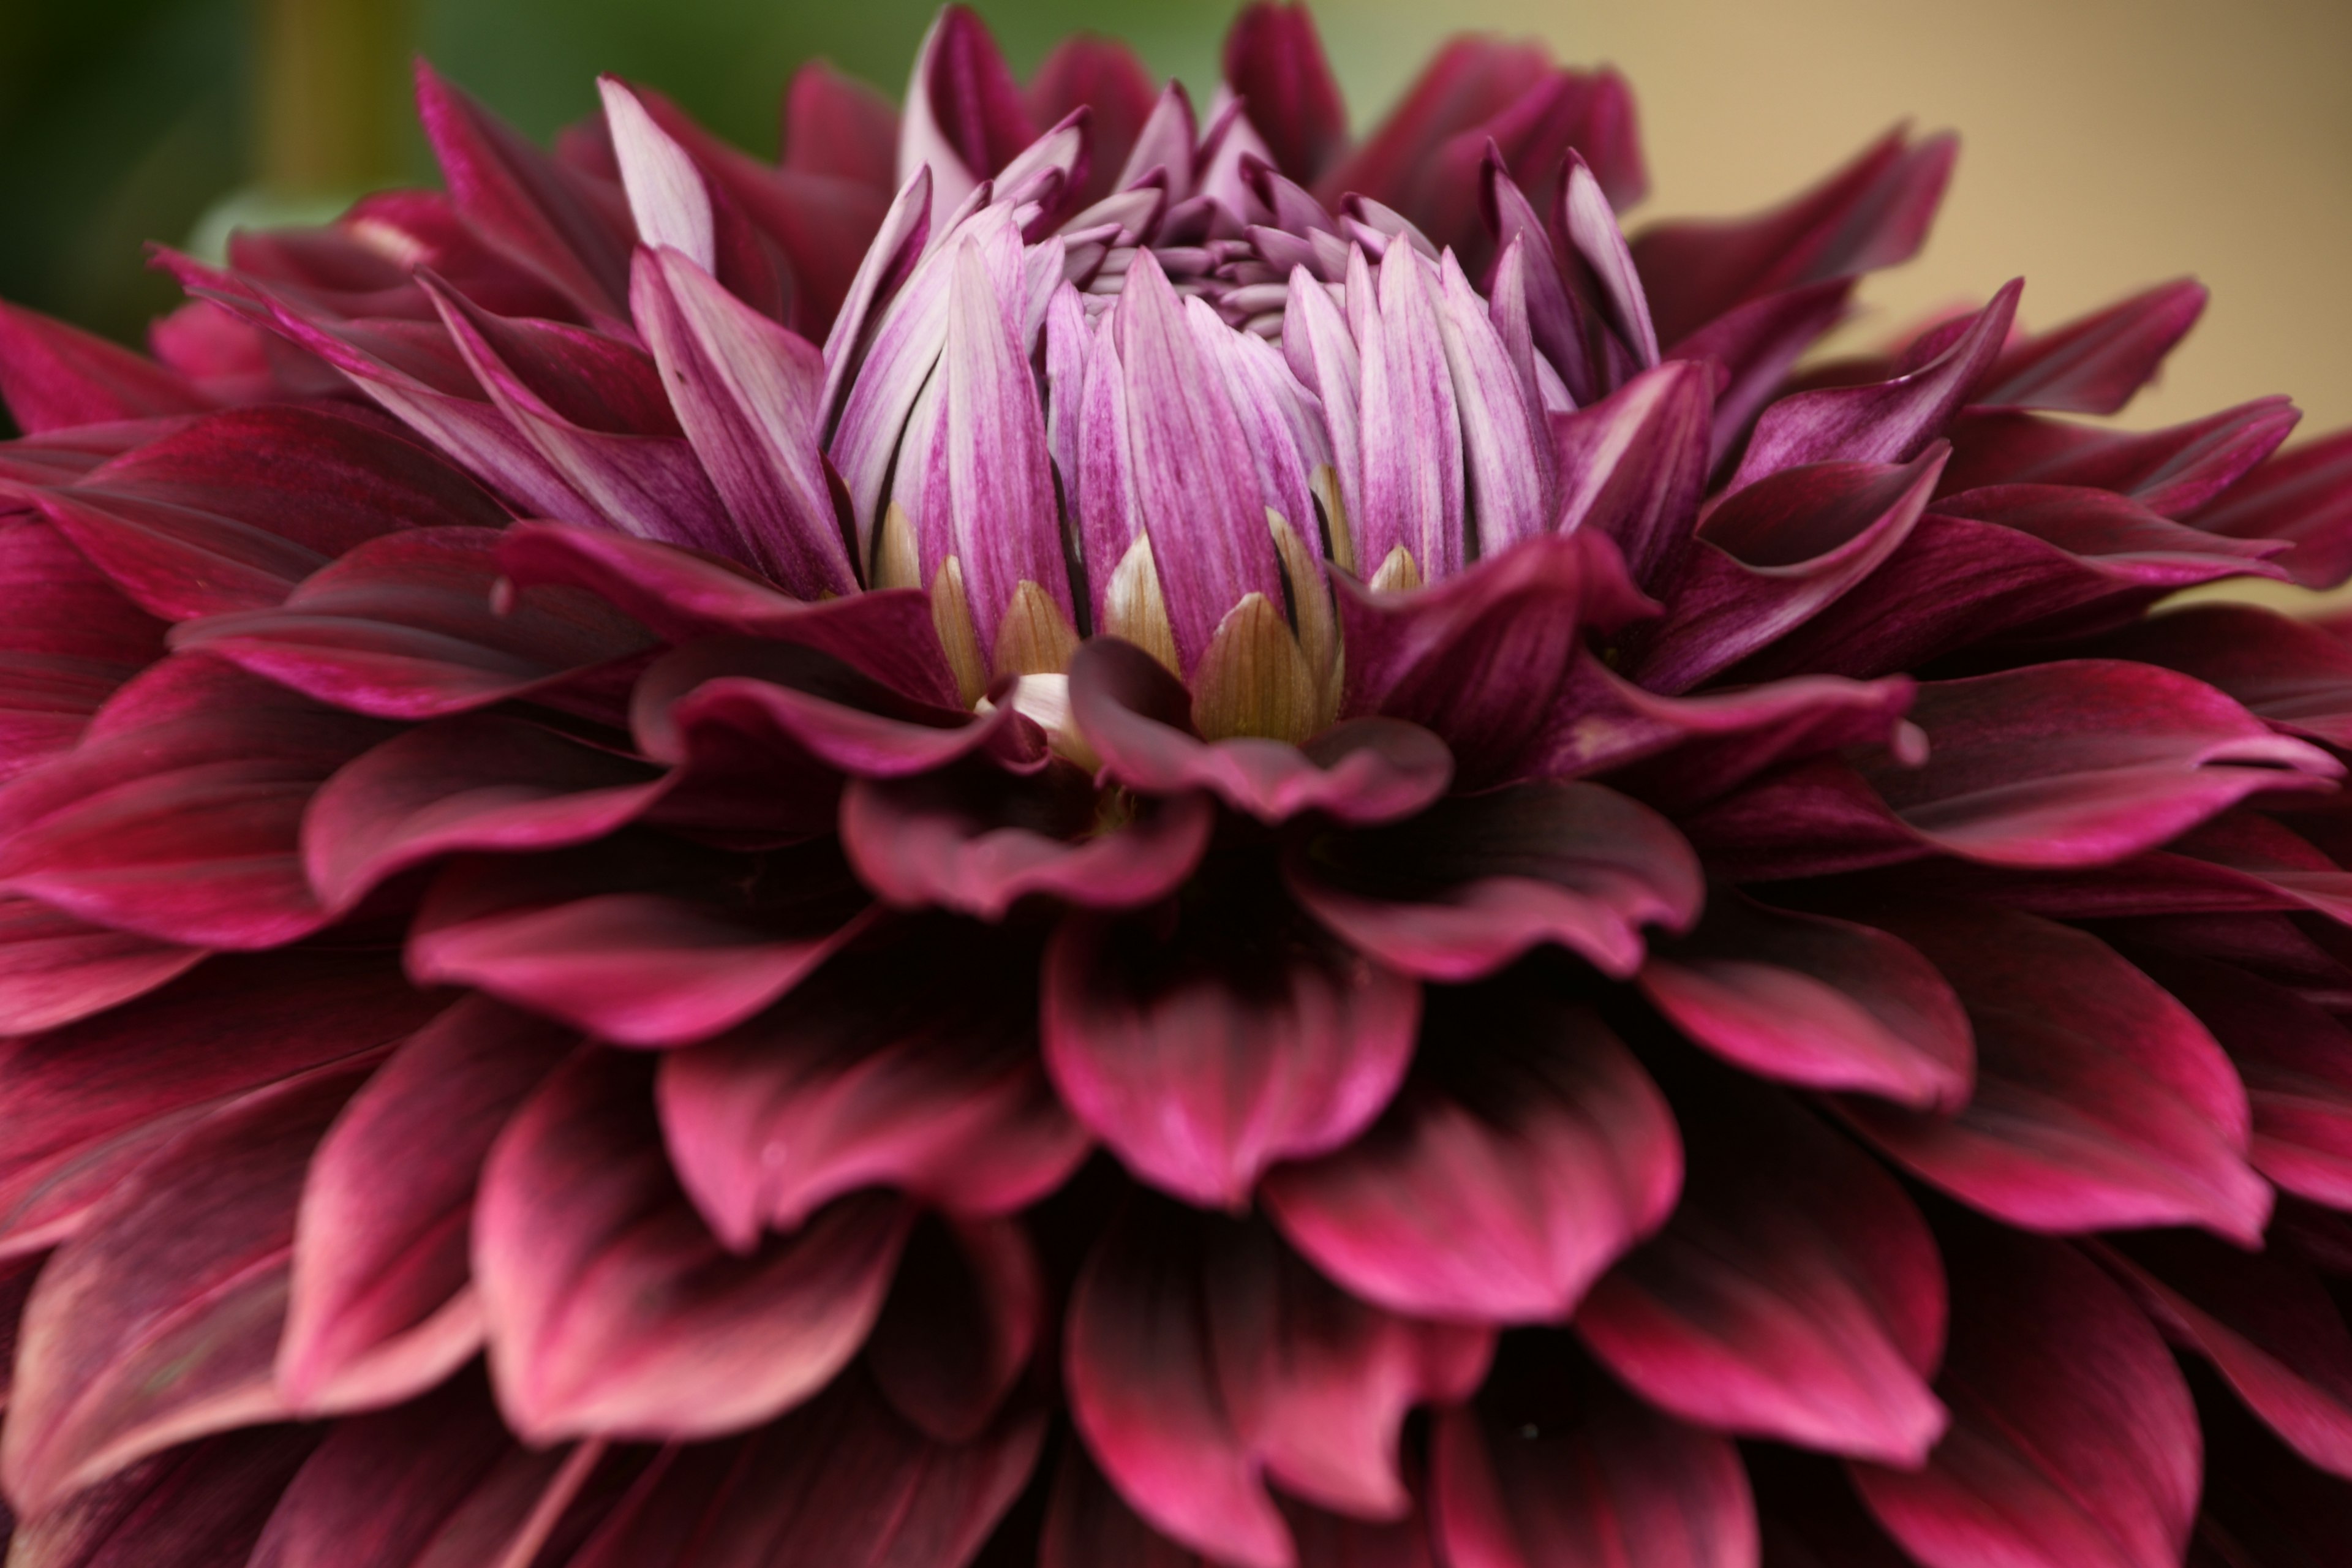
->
[254, 0, 413, 195]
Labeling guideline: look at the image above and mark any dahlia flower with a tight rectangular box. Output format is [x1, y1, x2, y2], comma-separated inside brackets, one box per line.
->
[0, 4, 2350, 1564]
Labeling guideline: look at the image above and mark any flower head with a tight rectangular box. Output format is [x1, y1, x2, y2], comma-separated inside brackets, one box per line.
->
[0, 5, 2350, 1565]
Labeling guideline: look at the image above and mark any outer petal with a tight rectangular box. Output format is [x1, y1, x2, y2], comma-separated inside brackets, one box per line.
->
[657, 924, 1087, 1249]
[278, 998, 574, 1414]
[2185, 426, 2352, 589]
[1044, 889, 1419, 1208]
[1838, 902, 2271, 1244]
[1430, 1345, 1758, 1568]
[1285, 781, 1702, 982]
[1577, 1082, 1949, 1464]
[866, 1215, 1043, 1444]
[1262, 976, 1680, 1323]
[12, 1427, 322, 1568]
[475, 1045, 913, 1442]
[1, 1065, 369, 1515]
[1852, 1226, 2199, 1568]
[1638, 890, 1972, 1110]
[2073, 602, 2352, 749]
[0, 894, 200, 1036]
[1974, 279, 2207, 415]
[1547, 361, 1714, 592]
[0, 300, 212, 432]
[1223, 4, 1348, 183]
[1940, 397, 2299, 516]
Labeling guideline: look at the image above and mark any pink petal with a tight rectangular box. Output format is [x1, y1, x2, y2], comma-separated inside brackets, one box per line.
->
[1547, 361, 1715, 592]
[17, 1426, 322, 1568]
[1070, 637, 1452, 826]
[0, 894, 200, 1036]
[1, 1065, 369, 1513]
[1632, 126, 1954, 346]
[2185, 426, 2352, 589]
[2193, 1368, 2352, 1567]
[1839, 902, 2272, 1244]
[897, 6, 1035, 219]
[1223, 5, 1348, 184]
[841, 760, 1214, 921]
[1430, 1346, 1758, 1568]
[1941, 397, 2300, 516]
[1640, 890, 1972, 1109]
[1031, 36, 1156, 206]
[0, 951, 438, 1261]
[475, 1045, 912, 1442]
[1668, 280, 1856, 470]
[560, 1366, 1044, 1568]
[867, 1215, 1043, 1444]
[1357, 247, 1467, 581]
[0, 300, 211, 434]
[657, 925, 1086, 1248]
[1852, 1226, 2199, 1568]
[2096, 1228, 2352, 1479]
[1578, 1084, 1950, 1464]
[279, 998, 574, 1414]
[1262, 978, 1679, 1322]
[1044, 894, 1418, 1209]
[1286, 781, 1702, 982]
[1975, 279, 2207, 415]
[2074, 601, 2352, 749]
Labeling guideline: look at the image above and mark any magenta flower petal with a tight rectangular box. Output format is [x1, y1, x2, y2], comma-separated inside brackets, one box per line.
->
[1975, 278, 2207, 415]
[1577, 1084, 1949, 1465]
[0, 895, 200, 1037]
[248, 1372, 595, 1568]
[474, 1046, 912, 1443]
[2073, 600, 2352, 748]
[842, 761, 1215, 921]
[1942, 396, 2301, 515]
[27, 1427, 323, 1568]
[1262, 979, 1678, 1323]
[897, 7, 1036, 223]
[1430, 1349, 1758, 1568]
[1668, 281, 1856, 468]
[279, 998, 572, 1415]
[1071, 638, 1451, 826]
[1638, 890, 1972, 1109]
[1285, 781, 1701, 982]
[0, 953, 438, 1261]
[2096, 1228, 2352, 1479]
[559, 1366, 1044, 1568]
[0, 300, 212, 433]
[2184, 425, 2352, 587]
[1223, 5, 1346, 184]
[1548, 361, 1714, 591]
[866, 1215, 1042, 1443]
[1, 1063, 366, 1515]
[1851, 1226, 2198, 1568]
[1044, 896, 1417, 1209]
[1839, 903, 2272, 1244]
[655, 932, 1085, 1247]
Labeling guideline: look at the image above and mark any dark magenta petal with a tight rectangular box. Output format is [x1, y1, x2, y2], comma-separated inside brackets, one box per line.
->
[2145, 953, 2352, 1210]
[35, 404, 506, 622]
[1548, 361, 1714, 592]
[638, 635, 1042, 778]
[1029, 36, 1156, 206]
[475, 1045, 912, 1442]
[1045, 891, 1417, 1209]
[1851, 1226, 2198, 1568]
[0, 657, 394, 947]
[1262, 978, 1679, 1323]
[249, 1371, 602, 1568]
[0, 894, 200, 1037]
[2194, 1362, 2352, 1566]
[21, 1427, 322, 1568]
[173, 527, 651, 721]
[0, 300, 211, 434]
[1668, 279, 1857, 470]
[304, 714, 671, 915]
[842, 760, 1214, 921]
[1071, 638, 1452, 826]
[496, 519, 960, 706]
[1065, 1204, 1487, 1568]
[0, 1063, 368, 1514]
[1732, 486, 2286, 684]
[1852, 660, 2339, 867]
[0, 519, 165, 784]
[1286, 781, 1702, 982]
[1629, 445, 1947, 693]
[1223, 4, 1348, 184]
[1838, 902, 2272, 1243]
[0, 951, 438, 1261]
[901, 6, 1036, 213]
[2073, 601, 2352, 749]
[1632, 126, 1954, 347]
[559, 1366, 1044, 1568]
[1578, 1084, 1948, 1464]
[1529, 653, 1917, 803]
[785, 58, 900, 184]
[279, 998, 573, 1415]
[1336, 530, 1651, 783]
[657, 928, 1085, 1248]
[1974, 279, 2207, 415]
[414, 61, 633, 319]
[1730, 281, 2016, 486]
[1639, 889, 1972, 1109]
[867, 1215, 1042, 1444]
[2095, 1229, 2352, 1480]
[1041, 1442, 1447, 1568]
[409, 848, 871, 1050]
[1430, 1346, 1758, 1568]
[2185, 426, 2352, 589]
[1940, 397, 2300, 516]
